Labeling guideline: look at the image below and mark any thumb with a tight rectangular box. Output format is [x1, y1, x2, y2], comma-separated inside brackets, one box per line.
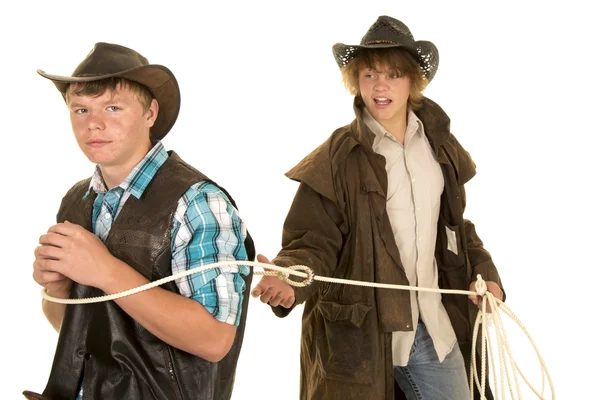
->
[253, 254, 279, 297]
[251, 280, 265, 298]
[468, 293, 479, 305]
[256, 253, 274, 265]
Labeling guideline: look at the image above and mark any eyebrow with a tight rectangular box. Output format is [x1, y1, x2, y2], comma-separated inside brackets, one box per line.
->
[67, 101, 87, 109]
[67, 94, 125, 109]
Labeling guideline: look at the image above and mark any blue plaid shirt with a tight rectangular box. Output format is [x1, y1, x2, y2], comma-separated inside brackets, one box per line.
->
[76, 142, 249, 399]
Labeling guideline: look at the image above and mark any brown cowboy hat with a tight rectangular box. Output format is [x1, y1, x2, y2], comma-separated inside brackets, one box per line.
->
[332, 16, 439, 82]
[37, 42, 180, 141]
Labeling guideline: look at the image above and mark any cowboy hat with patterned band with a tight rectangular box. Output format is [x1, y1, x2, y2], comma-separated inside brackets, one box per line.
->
[37, 42, 180, 141]
[332, 15, 439, 82]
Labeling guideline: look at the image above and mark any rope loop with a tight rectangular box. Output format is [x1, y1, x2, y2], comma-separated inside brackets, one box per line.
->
[475, 274, 488, 296]
[279, 264, 314, 287]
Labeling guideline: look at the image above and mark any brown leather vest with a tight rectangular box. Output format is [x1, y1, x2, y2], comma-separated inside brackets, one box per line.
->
[31, 152, 254, 400]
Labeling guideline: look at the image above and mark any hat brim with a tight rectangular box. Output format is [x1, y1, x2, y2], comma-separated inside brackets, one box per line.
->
[332, 40, 439, 82]
[37, 64, 180, 141]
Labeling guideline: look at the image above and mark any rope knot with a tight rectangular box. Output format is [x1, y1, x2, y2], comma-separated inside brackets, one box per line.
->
[475, 274, 488, 296]
[279, 265, 314, 287]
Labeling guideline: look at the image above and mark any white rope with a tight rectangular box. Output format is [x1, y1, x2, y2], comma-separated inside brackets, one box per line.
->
[41, 261, 555, 400]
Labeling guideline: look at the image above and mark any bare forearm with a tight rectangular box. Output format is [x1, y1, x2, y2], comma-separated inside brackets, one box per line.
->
[100, 259, 236, 362]
[42, 299, 66, 332]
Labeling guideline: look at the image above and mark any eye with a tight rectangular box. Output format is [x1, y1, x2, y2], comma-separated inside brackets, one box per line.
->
[107, 106, 121, 112]
[74, 108, 88, 114]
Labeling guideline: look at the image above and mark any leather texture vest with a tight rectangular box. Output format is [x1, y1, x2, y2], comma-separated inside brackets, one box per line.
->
[26, 152, 255, 400]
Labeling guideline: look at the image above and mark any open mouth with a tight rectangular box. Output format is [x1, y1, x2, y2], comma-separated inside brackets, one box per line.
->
[374, 97, 392, 105]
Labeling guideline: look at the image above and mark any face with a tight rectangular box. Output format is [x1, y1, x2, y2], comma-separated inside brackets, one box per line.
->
[358, 65, 411, 129]
[67, 84, 158, 171]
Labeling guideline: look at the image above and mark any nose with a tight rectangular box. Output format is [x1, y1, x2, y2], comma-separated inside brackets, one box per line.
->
[87, 112, 105, 131]
[374, 75, 388, 91]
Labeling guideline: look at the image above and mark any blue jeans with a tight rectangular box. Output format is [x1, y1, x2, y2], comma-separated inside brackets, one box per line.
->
[393, 320, 470, 400]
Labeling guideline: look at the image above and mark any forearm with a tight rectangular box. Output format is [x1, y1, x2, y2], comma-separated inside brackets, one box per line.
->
[42, 298, 67, 332]
[100, 259, 236, 362]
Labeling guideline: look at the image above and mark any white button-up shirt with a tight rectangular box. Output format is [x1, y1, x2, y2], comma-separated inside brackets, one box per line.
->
[363, 108, 457, 366]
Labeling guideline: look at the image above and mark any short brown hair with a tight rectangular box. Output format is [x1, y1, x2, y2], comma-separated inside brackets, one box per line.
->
[66, 78, 154, 111]
[341, 48, 428, 110]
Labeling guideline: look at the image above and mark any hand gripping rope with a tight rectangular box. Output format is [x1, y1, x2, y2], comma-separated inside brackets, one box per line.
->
[41, 261, 555, 400]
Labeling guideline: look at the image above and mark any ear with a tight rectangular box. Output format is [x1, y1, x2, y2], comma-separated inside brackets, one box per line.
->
[145, 98, 159, 128]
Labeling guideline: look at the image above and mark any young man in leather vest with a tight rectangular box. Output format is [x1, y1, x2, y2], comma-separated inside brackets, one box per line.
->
[25, 42, 254, 400]
[252, 16, 504, 400]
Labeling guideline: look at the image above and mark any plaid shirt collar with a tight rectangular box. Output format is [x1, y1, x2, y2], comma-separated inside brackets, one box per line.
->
[86, 141, 168, 199]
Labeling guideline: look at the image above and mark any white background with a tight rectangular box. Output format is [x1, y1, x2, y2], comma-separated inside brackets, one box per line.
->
[1, 0, 598, 398]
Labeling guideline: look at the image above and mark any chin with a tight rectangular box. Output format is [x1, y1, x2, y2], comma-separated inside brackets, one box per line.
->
[84, 153, 112, 166]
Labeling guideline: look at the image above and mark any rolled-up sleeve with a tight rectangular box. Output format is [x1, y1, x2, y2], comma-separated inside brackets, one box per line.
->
[171, 181, 249, 326]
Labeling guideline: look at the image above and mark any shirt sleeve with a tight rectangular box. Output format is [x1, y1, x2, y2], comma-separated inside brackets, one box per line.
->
[171, 181, 249, 326]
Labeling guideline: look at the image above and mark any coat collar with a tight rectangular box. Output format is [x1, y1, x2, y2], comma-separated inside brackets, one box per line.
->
[351, 96, 451, 161]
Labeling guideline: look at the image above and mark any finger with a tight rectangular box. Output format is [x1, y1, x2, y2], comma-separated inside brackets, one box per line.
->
[256, 254, 274, 265]
[35, 244, 63, 260]
[259, 287, 275, 304]
[471, 296, 482, 310]
[269, 292, 284, 307]
[48, 221, 79, 237]
[468, 294, 479, 305]
[33, 268, 66, 286]
[251, 276, 270, 297]
[281, 295, 296, 308]
[34, 258, 63, 274]
[39, 232, 70, 247]
[251, 285, 263, 297]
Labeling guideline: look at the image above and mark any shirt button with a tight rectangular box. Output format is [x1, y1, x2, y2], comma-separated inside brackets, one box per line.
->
[411, 178, 416, 182]
[104, 212, 111, 219]
[77, 349, 85, 357]
[406, 323, 411, 329]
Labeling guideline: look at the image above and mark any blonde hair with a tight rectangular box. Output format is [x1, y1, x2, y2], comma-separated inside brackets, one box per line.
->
[66, 78, 154, 111]
[341, 48, 428, 110]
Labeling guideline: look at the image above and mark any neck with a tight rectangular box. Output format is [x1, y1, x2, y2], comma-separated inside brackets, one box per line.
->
[100, 144, 152, 189]
[100, 164, 135, 189]
[381, 110, 408, 145]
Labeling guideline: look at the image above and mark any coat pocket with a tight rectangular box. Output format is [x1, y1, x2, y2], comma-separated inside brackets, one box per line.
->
[318, 301, 374, 385]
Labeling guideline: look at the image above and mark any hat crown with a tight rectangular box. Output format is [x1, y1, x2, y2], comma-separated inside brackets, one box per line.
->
[332, 16, 439, 82]
[360, 16, 415, 46]
[72, 42, 149, 77]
